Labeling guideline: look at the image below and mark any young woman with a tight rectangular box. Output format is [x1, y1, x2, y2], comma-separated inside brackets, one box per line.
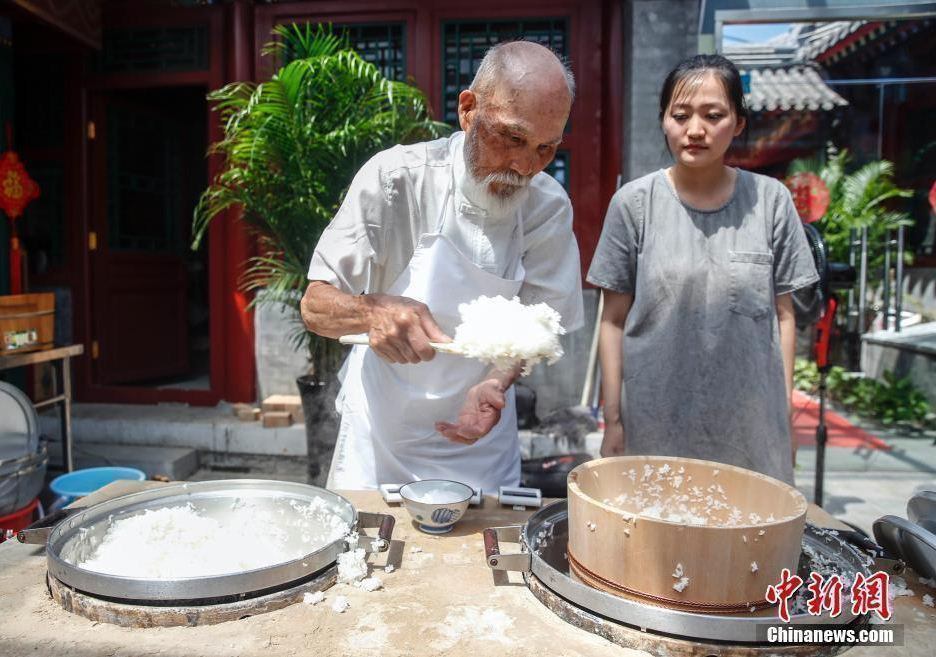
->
[587, 54, 818, 484]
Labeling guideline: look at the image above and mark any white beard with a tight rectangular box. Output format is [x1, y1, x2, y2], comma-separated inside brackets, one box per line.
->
[458, 156, 531, 217]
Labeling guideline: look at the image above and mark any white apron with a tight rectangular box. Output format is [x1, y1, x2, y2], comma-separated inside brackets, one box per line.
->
[327, 178, 525, 492]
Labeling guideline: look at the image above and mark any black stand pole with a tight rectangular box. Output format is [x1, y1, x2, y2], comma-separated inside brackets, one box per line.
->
[814, 367, 828, 507]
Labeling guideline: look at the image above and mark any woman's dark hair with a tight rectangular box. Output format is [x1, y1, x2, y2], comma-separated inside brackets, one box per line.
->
[658, 54, 748, 137]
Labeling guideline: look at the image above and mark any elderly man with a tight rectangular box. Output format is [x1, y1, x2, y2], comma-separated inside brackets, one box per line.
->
[301, 41, 584, 491]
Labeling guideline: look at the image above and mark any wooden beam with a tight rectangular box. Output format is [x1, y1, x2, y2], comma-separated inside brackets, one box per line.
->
[11, 0, 102, 50]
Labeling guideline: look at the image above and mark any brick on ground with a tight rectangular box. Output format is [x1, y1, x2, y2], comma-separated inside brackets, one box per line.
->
[262, 395, 304, 422]
[262, 411, 293, 428]
[232, 403, 260, 422]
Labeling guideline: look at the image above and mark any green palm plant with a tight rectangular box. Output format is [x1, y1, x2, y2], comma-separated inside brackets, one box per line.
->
[193, 24, 450, 378]
[787, 150, 913, 270]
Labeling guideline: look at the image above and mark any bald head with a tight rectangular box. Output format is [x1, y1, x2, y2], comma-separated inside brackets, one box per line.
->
[469, 41, 575, 107]
[457, 41, 573, 204]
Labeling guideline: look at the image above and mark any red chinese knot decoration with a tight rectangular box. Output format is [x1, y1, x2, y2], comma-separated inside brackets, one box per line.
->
[0, 150, 40, 219]
[0, 150, 41, 294]
[785, 172, 829, 223]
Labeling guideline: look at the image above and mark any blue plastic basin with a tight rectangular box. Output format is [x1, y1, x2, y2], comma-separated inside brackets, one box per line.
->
[50, 467, 147, 504]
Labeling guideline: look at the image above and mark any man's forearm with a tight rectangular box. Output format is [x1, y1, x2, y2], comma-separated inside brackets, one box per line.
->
[486, 363, 524, 391]
[301, 280, 449, 365]
[301, 281, 376, 339]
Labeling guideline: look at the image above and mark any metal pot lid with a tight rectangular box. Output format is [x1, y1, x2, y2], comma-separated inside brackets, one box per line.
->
[907, 491, 936, 534]
[0, 445, 47, 516]
[0, 382, 39, 461]
[503, 501, 873, 643]
[0, 442, 47, 478]
[873, 514, 936, 580]
[44, 479, 382, 602]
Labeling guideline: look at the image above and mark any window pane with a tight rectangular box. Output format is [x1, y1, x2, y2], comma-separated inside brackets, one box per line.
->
[441, 19, 568, 125]
[107, 105, 175, 252]
[545, 150, 570, 192]
[283, 23, 406, 82]
[92, 27, 209, 73]
[336, 23, 406, 81]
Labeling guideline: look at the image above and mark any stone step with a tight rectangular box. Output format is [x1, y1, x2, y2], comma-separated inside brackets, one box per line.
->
[38, 402, 308, 459]
[45, 441, 199, 481]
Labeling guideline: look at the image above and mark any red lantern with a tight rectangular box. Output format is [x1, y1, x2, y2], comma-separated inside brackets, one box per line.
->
[785, 172, 830, 223]
[929, 180, 936, 213]
[0, 150, 41, 294]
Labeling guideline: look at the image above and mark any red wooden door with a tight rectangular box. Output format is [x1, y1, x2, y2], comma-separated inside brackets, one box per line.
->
[88, 91, 189, 385]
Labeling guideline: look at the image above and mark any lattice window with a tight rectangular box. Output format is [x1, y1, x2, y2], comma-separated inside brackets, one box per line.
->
[282, 23, 406, 82]
[107, 107, 181, 252]
[93, 26, 209, 73]
[336, 23, 406, 81]
[441, 19, 569, 190]
[545, 150, 570, 192]
[441, 19, 568, 125]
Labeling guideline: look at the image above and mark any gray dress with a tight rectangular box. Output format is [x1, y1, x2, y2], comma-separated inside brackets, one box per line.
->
[586, 169, 819, 484]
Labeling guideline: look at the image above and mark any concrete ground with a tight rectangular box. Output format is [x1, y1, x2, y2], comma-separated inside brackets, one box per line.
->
[791, 397, 936, 536]
[794, 435, 936, 537]
[795, 470, 935, 536]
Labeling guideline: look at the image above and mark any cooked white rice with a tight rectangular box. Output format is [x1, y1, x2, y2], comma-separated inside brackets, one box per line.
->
[405, 489, 468, 504]
[73, 497, 350, 579]
[607, 463, 794, 528]
[450, 295, 565, 374]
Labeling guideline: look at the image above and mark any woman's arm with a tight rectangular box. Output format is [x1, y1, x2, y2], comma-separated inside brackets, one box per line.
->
[776, 292, 797, 461]
[598, 290, 634, 457]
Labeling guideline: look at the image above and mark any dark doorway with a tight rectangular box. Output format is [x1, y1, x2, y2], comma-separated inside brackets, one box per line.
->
[88, 86, 209, 389]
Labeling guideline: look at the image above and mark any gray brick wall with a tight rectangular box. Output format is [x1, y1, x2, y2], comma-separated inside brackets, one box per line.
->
[623, 0, 702, 181]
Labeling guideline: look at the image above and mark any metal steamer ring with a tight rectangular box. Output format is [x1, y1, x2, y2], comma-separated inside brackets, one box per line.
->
[19, 479, 395, 604]
[484, 501, 878, 644]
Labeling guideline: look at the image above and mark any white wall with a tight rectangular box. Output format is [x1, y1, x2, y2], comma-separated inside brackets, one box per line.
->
[254, 298, 309, 402]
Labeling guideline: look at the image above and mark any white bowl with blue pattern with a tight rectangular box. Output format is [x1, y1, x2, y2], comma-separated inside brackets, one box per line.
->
[398, 479, 473, 534]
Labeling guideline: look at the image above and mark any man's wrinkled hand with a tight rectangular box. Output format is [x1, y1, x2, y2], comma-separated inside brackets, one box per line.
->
[435, 379, 506, 445]
[368, 294, 450, 364]
[600, 419, 627, 457]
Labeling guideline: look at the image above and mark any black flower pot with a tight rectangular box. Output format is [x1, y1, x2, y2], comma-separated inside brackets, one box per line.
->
[296, 375, 341, 486]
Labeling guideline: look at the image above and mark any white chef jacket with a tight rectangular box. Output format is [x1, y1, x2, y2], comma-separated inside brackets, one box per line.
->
[307, 131, 584, 332]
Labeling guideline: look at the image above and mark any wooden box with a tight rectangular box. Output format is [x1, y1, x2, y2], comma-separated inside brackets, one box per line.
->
[567, 456, 807, 613]
[0, 293, 55, 354]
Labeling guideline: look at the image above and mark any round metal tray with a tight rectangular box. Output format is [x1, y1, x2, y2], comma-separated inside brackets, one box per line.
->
[486, 501, 873, 643]
[36, 479, 391, 602]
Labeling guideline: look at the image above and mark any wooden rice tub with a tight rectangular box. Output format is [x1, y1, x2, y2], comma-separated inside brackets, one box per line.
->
[567, 456, 807, 613]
